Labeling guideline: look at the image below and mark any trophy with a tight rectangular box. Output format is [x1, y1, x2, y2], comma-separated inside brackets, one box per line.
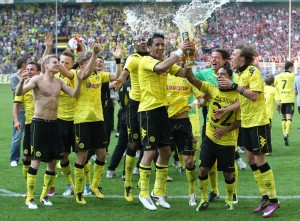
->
[181, 30, 197, 68]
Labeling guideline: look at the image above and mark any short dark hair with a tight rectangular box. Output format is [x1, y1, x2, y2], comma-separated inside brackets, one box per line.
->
[16, 57, 27, 69]
[27, 61, 41, 72]
[284, 61, 294, 71]
[235, 44, 258, 65]
[147, 32, 164, 46]
[264, 74, 274, 85]
[219, 66, 233, 77]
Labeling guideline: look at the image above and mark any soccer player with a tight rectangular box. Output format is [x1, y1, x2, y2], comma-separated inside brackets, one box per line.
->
[113, 34, 148, 202]
[264, 74, 281, 155]
[43, 34, 82, 196]
[9, 57, 27, 167]
[217, 44, 280, 218]
[15, 54, 83, 209]
[274, 61, 295, 146]
[13, 62, 40, 196]
[137, 32, 194, 210]
[166, 72, 202, 206]
[73, 44, 121, 204]
[293, 73, 300, 120]
[188, 66, 241, 211]
[194, 49, 230, 202]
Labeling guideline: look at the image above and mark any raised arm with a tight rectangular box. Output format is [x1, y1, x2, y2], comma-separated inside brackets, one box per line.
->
[81, 44, 101, 80]
[109, 45, 122, 81]
[42, 34, 53, 58]
[113, 69, 129, 90]
[60, 67, 83, 99]
[59, 63, 74, 80]
[15, 71, 37, 96]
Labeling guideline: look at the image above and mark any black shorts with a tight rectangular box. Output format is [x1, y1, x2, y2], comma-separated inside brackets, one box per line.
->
[200, 136, 235, 172]
[126, 98, 141, 143]
[170, 118, 194, 156]
[23, 124, 31, 157]
[240, 125, 272, 155]
[57, 118, 75, 153]
[31, 118, 63, 162]
[281, 103, 294, 115]
[75, 121, 108, 152]
[139, 106, 172, 150]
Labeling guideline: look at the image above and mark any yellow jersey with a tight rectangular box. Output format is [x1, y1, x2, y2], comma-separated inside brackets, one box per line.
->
[236, 65, 269, 128]
[55, 70, 76, 121]
[138, 56, 181, 112]
[200, 81, 240, 146]
[14, 90, 34, 125]
[74, 71, 110, 124]
[123, 53, 143, 102]
[167, 75, 199, 117]
[274, 71, 295, 103]
[264, 85, 280, 119]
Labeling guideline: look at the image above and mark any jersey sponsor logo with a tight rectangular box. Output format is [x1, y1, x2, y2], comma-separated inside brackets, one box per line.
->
[166, 85, 189, 91]
[86, 82, 100, 89]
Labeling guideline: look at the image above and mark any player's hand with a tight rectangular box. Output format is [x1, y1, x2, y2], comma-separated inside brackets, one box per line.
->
[92, 43, 101, 54]
[14, 121, 22, 132]
[218, 76, 232, 89]
[45, 33, 53, 48]
[113, 44, 122, 59]
[112, 79, 123, 90]
[214, 108, 226, 119]
[21, 70, 30, 81]
[213, 128, 227, 139]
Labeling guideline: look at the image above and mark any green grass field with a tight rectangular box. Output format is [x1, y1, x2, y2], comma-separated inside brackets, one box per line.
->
[0, 83, 299, 221]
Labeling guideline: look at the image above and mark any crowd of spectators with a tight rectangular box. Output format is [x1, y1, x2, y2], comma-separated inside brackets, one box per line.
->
[1, 3, 300, 74]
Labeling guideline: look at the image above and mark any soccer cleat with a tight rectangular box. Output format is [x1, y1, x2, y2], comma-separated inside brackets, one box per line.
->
[179, 166, 186, 174]
[208, 191, 219, 202]
[237, 146, 245, 154]
[262, 202, 280, 218]
[40, 196, 53, 206]
[189, 193, 197, 206]
[167, 176, 173, 182]
[83, 184, 91, 196]
[254, 198, 269, 213]
[196, 200, 209, 211]
[47, 187, 55, 197]
[226, 201, 234, 210]
[132, 167, 140, 175]
[26, 199, 38, 209]
[236, 158, 247, 170]
[10, 160, 18, 167]
[90, 186, 105, 199]
[233, 194, 238, 204]
[284, 134, 289, 146]
[124, 186, 134, 202]
[150, 190, 170, 209]
[173, 161, 180, 168]
[106, 170, 117, 178]
[75, 192, 87, 205]
[63, 184, 74, 196]
[139, 194, 157, 211]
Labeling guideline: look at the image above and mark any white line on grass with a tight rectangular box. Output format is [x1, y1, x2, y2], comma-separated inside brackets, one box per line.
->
[1, 189, 300, 199]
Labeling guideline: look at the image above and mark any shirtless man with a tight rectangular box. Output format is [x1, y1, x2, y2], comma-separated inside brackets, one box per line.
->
[15, 53, 85, 209]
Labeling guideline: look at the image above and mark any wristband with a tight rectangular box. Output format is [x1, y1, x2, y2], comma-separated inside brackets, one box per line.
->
[115, 58, 121, 64]
[174, 49, 183, 57]
[231, 83, 238, 90]
[193, 99, 199, 106]
[239, 87, 245, 95]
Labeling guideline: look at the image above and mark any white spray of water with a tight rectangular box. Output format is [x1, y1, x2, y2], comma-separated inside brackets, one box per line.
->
[173, 0, 230, 39]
